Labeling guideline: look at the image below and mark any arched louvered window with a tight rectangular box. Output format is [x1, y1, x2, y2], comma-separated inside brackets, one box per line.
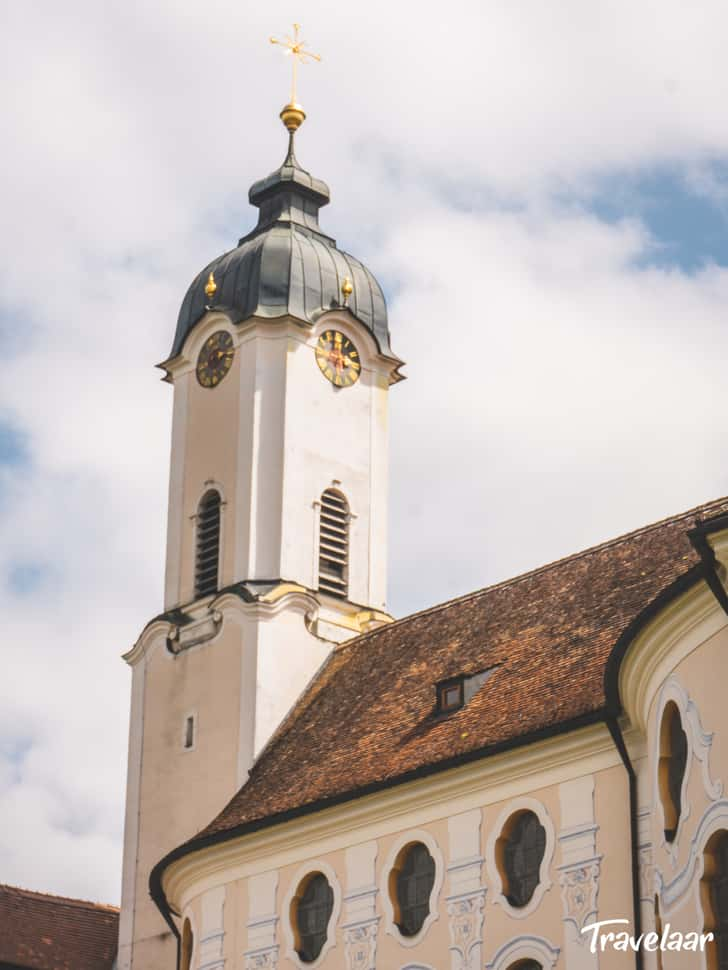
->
[659, 702, 688, 843]
[498, 810, 547, 908]
[318, 489, 349, 599]
[195, 490, 221, 598]
[392, 842, 436, 937]
[702, 831, 728, 970]
[294, 873, 334, 963]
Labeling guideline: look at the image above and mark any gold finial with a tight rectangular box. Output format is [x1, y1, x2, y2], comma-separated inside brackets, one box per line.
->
[205, 271, 217, 300]
[341, 277, 353, 306]
[270, 23, 321, 133]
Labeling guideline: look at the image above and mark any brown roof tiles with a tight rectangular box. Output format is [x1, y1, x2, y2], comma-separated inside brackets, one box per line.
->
[0, 884, 118, 970]
[170, 496, 728, 854]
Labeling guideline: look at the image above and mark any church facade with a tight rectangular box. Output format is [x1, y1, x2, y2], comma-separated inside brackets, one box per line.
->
[112, 98, 728, 970]
[6, 97, 727, 970]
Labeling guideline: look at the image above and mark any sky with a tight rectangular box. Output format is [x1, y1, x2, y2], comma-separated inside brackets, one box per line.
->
[2, 0, 728, 905]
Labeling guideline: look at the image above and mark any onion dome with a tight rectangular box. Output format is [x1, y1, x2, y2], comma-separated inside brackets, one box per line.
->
[171, 132, 391, 358]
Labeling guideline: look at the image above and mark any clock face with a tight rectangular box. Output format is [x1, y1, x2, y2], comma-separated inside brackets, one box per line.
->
[315, 330, 361, 388]
[196, 331, 234, 388]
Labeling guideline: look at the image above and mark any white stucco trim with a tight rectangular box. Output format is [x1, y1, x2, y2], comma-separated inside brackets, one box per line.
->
[652, 677, 723, 865]
[380, 828, 444, 948]
[619, 581, 724, 733]
[281, 860, 342, 970]
[485, 934, 560, 970]
[486, 797, 555, 919]
[692, 800, 728, 970]
[658, 799, 728, 917]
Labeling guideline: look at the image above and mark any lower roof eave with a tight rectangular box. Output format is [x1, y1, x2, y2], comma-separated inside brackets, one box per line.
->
[150, 705, 611, 919]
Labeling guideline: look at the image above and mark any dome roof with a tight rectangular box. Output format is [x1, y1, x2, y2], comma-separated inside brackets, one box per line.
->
[171, 136, 391, 359]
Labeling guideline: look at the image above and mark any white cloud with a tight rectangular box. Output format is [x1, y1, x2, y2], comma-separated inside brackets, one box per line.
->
[2, 0, 728, 904]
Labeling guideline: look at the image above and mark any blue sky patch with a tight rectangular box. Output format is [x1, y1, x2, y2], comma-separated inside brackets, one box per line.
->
[586, 162, 728, 272]
[0, 420, 28, 466]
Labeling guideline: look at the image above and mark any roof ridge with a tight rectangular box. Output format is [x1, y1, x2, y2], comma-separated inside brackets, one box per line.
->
[0, 882, 119, 913]
[335, 493, 728, 652]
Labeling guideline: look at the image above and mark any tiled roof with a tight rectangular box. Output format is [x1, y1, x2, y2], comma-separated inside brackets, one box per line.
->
[0, 884, 118, 970]
[178, 496, 728, 850]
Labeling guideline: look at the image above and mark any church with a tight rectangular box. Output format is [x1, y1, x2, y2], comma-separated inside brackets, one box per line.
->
[3, 60, 728, 970]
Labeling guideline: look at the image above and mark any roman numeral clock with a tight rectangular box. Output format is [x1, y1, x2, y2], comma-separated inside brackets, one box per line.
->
[315, 330, 361, 387]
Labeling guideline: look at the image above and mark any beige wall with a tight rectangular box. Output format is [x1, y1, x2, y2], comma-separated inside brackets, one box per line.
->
[163, 582, 728, 970]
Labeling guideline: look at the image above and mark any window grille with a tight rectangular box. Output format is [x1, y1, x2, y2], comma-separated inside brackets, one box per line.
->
[659, 703, 688, 843]
[395, 842, 436, 937]
[295, 873, 333, 963]
[318, 489, 349, 599]
[195, 490, 221, 598]
[502, 811, 546, 908]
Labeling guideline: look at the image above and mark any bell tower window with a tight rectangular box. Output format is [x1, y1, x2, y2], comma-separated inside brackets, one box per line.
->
[195, 490, 221, 599]
[318, 489, 349, 599]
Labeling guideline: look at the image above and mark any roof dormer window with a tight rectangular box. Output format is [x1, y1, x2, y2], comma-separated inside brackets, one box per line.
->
[436, 667, 496, 715]
[437, 678, 464, 713]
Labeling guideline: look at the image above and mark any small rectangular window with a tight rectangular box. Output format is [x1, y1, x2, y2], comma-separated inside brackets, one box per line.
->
[437, 679, 464, 713]
[184, 715, 195, 750]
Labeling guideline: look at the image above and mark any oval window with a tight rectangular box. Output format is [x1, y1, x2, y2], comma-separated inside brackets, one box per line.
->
[658, 702, 688, 843]
[293, 872, 334, 963]
[497, 810, 546, 908]
[390, 841, 436, 937]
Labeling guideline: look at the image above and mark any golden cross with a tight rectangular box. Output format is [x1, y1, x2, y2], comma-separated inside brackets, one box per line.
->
[270, 23, 321, 106]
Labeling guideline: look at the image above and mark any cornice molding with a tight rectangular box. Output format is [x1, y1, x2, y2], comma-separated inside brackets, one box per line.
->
[162, 721, 621, 912]
[123, 619, 175, 666]
[618, 581, 726, 733]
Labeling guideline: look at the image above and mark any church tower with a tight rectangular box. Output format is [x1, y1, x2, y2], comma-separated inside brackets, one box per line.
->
[117, 88, 403, 970]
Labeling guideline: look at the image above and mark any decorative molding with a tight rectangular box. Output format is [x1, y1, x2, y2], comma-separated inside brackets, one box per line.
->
[244, 871, 278, 970]
[639, 844, 656, 903]
[343, 921, 377, 970]
[343, 842, 378, 970]
[244, 949, 278, 970]
[485, 796, 555, 919]
[485, 935, 560, 970]
[447, 891, 485, 970]
[652, 676, 723, 866]
[657, 799, 728, 914]
[169, 611, 223, 653]
[380, 828, 444, 948]
[559, 859, 601, 936]
[163, 722, 621, 912]
[619, 582, 724, 733]
[198, 886, 225, 970]
[281, 859, 342, 970]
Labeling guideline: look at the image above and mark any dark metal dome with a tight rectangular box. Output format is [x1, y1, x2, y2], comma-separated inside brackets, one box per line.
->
[171, 136, 391, 358]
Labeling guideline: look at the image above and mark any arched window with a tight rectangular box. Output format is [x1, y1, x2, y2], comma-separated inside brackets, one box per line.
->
[497, 810, 547, 909]
[391, 842, 436, 938]
[318, 489, 349, 599]
[194, 490, 221, 598]
[293, 873, 334, 963]
[509, 962, 542, 970]
[180, 919, 193, 970]
[658, 702, 688, 843]
[702, 831, 728, 970]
